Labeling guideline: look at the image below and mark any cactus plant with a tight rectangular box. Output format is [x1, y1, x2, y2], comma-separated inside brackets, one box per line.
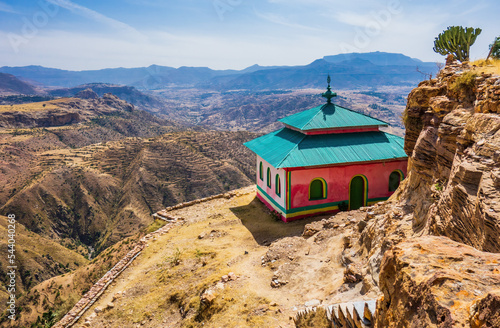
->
[433, 26, 482, 62]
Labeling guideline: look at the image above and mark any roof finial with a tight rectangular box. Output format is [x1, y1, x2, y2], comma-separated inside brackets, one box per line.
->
[322, 74, 337, 104]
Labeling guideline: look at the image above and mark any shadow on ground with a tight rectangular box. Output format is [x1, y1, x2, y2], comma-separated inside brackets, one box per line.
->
[230, 197, 328, 246]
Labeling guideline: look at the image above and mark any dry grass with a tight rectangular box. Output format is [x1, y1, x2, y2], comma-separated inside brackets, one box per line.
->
[450, 71, 478, 94]
[97, 205, 278, 327]
[7, 186, 361, 327]
[0, 98, 76, 112]
[3, 234, 142, 327]
[0, 215, 89, 326]
[79, 189, 337, 328]
[294, 307, 330, 328]
[470, 59, 500, 75]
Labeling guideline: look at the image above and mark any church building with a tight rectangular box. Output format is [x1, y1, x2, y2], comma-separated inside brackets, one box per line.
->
[244, 77, 408, 222]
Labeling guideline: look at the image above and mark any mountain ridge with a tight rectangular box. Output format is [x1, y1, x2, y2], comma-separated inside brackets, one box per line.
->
[0, 52, 438, 90]
[0, 72, 39, 95]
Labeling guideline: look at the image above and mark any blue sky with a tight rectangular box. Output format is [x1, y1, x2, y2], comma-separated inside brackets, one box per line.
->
[0, 0, 498, 70]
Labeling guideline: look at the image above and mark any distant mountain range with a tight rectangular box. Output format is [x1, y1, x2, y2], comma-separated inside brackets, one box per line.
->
[0, 52, 439, 91]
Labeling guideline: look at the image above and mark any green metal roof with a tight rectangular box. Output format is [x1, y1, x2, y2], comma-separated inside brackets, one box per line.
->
[278, 103, 388, 131]
[244, 128, 406, 168]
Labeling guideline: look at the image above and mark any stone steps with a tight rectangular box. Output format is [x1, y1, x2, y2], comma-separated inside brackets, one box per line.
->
[295, 300, 376, 328]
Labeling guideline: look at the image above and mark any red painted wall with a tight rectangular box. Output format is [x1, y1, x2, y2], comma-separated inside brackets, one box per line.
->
[289, 160, 407, 209]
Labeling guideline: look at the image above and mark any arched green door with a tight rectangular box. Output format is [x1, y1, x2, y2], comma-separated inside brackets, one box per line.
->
[349, 176, 365, 210]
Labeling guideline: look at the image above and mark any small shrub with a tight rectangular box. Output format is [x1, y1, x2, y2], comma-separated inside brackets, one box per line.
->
[401, 107, 409, 127]
[167, 247, 182, 266]
[195, 249, 212, 258]
[294, 307, 330, 328]
[450, 71, 477, 94]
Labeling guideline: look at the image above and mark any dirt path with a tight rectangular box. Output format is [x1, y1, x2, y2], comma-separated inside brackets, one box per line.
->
[74, 186, 371, 328]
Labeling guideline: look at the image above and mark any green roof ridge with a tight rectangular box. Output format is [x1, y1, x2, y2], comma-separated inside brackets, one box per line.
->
[279, 101, 389, 131]
[301, 104, 327, 130]
[332, 103, 389, 126]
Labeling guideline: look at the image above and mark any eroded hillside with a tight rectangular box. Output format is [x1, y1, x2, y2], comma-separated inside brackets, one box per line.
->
[154, 88, 408, 135]
[0, 94, 259, 326]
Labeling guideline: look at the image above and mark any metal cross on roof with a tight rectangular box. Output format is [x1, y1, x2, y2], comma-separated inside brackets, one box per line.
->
[322, 74, 337, 104]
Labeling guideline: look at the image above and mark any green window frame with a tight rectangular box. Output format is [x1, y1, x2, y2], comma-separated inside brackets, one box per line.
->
[309, 178, 327, 200]
[267, 168, 271, 188]
[259, 162, 263, 180]
[275, 174, 281, 196]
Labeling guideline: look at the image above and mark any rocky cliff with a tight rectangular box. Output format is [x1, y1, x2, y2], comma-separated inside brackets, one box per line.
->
[402, 61, 500, 252]
[362, 60, 500, 327]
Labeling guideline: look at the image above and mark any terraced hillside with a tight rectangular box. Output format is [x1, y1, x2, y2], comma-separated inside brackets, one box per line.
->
[0, 95, 257, 325]
[0, 127, 256, 256]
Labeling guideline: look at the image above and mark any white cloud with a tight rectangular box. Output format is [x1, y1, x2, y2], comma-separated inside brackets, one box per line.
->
[0, 0, 496, 70]
[0, 1, 18, 14]
[46, 0, 143, 37]
[254, 10, 322, 31]
[334, 11, 375, 28]
[0, 28, 338, 70]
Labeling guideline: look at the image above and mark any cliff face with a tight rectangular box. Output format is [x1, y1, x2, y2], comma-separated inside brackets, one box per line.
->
[402, 61, 500, 252]
[368, 61, 500, 327]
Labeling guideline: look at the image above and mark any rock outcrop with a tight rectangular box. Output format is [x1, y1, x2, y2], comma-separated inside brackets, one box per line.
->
[75, 88, 99, 100]
[400, 61, 500, 252]
[376, 236, 500, 328]
[357, 61, 500, 327]
[0, 94, 134, 128]
[0, 109, 81, 128]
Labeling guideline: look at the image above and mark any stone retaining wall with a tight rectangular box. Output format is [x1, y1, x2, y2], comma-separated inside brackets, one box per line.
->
[53, 221, 182, 328]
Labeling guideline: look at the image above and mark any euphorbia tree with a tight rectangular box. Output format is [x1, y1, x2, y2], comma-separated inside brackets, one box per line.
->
[433, 26, 482, 62]
[487, 36, 500, 60]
